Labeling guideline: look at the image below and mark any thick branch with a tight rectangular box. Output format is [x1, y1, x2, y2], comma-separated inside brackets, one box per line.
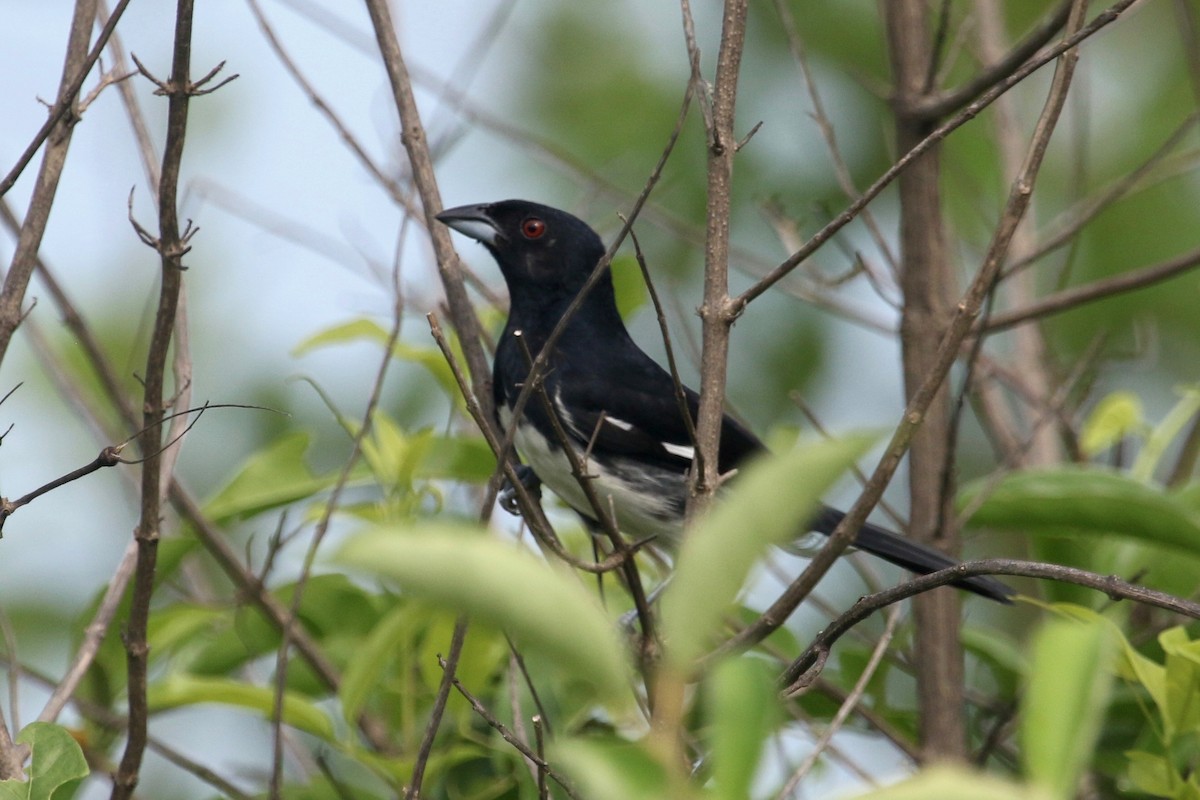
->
[886, 0, 965, 760]
[688, 0, 749, 520]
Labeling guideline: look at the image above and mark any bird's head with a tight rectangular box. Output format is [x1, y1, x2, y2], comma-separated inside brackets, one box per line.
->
[437, 200, 608, 301]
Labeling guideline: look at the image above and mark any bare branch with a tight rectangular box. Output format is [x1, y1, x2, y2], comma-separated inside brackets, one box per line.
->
[362, 0, 492, 418]
[735, 0, 1140, 311]
[438, 655, 583, 800]
[782, 558, 1200, 692]
[0, 0, 101, 372]
[713, 0, 1090, 661]
[915, 0, 1075, 118]
[983, 245, 1200, 332]
[778, 603, 903, 793]
[0, 0, 134, 198]
[269, 237, 411, 794]
[0, 445, 124, 532]
[689, 0, 749, 522]
[38, 542, 138, 724]
[407, 618, 468, 799]
[113, 0, 206, 792]
[426, 313, 640, 575]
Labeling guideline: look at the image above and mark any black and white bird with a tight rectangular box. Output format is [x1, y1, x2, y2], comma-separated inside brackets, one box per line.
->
[436, 199, 1012, 603]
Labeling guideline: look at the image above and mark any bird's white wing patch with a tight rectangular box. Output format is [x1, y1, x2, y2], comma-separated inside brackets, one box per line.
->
[662, 442, 695, 460]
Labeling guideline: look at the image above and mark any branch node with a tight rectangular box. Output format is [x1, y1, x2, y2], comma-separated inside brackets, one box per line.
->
[735, 120, 763, 151]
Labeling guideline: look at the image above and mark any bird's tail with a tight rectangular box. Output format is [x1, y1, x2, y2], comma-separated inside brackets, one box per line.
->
[810, 505, 1014, 603]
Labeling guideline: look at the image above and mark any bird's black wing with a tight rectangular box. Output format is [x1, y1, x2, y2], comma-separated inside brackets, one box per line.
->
[550, 350, 763, 476]
[557, 366, 1014, 603]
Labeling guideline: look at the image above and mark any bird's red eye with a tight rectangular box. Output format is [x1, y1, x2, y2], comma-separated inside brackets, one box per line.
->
[521, 217, 546, 239]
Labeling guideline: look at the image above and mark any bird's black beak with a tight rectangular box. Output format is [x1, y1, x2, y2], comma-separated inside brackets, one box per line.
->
[436, 204, 503, 246]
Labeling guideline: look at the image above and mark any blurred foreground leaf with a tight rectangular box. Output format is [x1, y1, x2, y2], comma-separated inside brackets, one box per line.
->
[662, 434, 877, 668]
[1021, 616, 1115, 799]
[337, 525, 632, 705]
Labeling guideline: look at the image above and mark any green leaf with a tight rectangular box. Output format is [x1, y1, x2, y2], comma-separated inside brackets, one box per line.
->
[1133, 386, 1200, 481]
[417, 435, 496, 482]
[360, 413, 422, 491]
[1124, 750, 1179, 797]
[851, 765, 1052, 800]
[186, 575, 382, 685]
[1160, 627, 1200, 738]
[294, 317, 390, 354]
[340, 605, 410, 726]
[611, 255, 648, 319]
[1079, 392, 1144, 457]
[147, 604, 226, 662]
[961, 467, 1200, 556]
[1020, 616, 1115, 799]
[961, 626, 1025, 697]
[1047, 604, 1171, 730]
[336, 525, 632, 706]
[204, 433, 334, 521]
[661, 434, 877, 668]
[706, 658, 778, 800]
[294, 318, 461, 401]
[553, 738, 672, 800]
[148, 675, 335, 740]
[0, 723, 88, 800]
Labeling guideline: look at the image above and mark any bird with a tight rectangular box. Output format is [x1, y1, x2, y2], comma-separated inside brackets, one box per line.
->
[436, 199, 1013, 603]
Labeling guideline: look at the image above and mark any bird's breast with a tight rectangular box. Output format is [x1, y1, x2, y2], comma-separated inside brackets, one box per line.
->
[498, 404, 687, 544]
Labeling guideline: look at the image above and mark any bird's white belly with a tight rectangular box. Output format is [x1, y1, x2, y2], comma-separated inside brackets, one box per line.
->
[501, 408, 684, 543]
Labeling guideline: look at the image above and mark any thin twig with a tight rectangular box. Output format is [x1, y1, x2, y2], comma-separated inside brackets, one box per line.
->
[407, 618, 468, 799]
[270, 220, 415, 796]
[0, 0, 101, 371]
[772, 0, 898, 284]
[112, 1, 204, 793]
[426, 314, 637, 574]
[0, 120, 373, 753]
[1004, 111, 1200, 278]
[506, 639, 554, 739]
[688, 0, 749, 521]
[533, 715, 549, 800]
[777, 603, 902, 795]
[245, 0, 421, 220]
[512, 333, 657, 645]
[982, 244, 1200, 332]
[0, 603, 22, 779]
[625, 224, 697, 449]
[915, 0, 1075, 118]
[782, 558, 1200, 691]
[0, 0, 134, 198]
[439, 656, 583, 800]
[487, 82, 693, 523]
[735, 0, 1139, 312]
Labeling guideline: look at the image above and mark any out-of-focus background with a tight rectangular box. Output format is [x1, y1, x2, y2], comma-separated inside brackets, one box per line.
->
[2, 1, 1199, 797]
